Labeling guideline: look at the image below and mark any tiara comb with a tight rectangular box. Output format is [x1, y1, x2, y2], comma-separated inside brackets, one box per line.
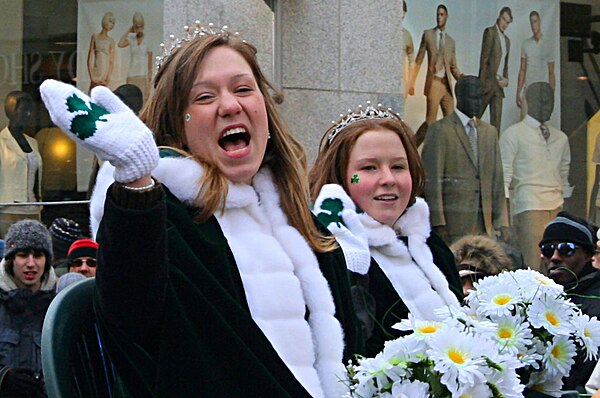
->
[155, 21, 242, 69]
[327, 101, 400, 144]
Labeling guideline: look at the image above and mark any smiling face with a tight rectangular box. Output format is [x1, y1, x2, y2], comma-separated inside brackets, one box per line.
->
[345, 129, 412, 227]
[11, 250, 46, 292]
[184, 46, 269, 184]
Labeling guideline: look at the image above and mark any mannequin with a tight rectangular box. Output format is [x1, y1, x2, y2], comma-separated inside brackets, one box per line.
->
[0, 91, 42, 238]
[422, 75, 509, 245]
[499, 82, 571, 271]
[455, 75, 481, 119]
[525, 81, 553, 124]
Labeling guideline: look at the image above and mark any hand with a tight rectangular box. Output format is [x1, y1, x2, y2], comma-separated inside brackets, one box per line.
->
[432, 225, 449, 243]
[498, 226, 513, 244]
[497, 77, 508, 88]
[408, 86, 415, 96]
[516, 94, 522, 108]
[1, 367, 46, 398]
[40, 80, 159, 183]
[313, 184, 371, 274]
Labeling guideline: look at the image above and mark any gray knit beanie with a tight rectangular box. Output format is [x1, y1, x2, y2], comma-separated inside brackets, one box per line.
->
[4, 219, 53, 261]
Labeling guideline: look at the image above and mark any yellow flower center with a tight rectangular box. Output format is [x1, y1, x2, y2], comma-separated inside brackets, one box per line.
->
[498, 328, 513, 339]
[545, 312, 559, 326]
[448, 348, 466, 364]
[585, 329, 591, 338]
[551, 344, 563, 359]
[420, 325, 438, 334]
[535, 276, 549, 285]
[493, 294, 512, 306]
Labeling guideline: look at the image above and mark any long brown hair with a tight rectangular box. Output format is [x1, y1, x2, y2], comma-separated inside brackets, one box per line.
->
[309, 116, 425, 207]
[141, 33, 333, 252]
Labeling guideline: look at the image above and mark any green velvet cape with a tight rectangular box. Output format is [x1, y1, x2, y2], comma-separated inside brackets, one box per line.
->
[93, 187, 362, 398]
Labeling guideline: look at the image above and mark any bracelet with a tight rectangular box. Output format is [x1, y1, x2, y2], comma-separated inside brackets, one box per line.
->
[121, 178, 156, 191]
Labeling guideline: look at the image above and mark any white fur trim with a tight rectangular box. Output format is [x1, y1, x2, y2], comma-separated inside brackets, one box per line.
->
[253, 169, 348, 398]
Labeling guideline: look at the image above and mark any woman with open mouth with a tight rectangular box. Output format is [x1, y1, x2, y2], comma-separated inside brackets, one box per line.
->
[310, 104, 463, 356]
[40, 22, 362, 398]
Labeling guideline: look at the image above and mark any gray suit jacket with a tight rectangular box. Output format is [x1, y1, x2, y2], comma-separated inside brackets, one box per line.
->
[421, 112, 508, 239]
[411, 28, 462, 96]
[479, 25, 510, 97]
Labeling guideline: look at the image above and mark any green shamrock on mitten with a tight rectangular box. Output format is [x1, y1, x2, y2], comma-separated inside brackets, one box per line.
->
[66, 94, 109, 140]
[316, 198, 345, 228]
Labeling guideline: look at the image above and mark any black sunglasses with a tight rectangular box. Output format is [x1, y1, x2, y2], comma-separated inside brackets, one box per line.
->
[540, 242, 578, 259]
[70, 258, 97, 268]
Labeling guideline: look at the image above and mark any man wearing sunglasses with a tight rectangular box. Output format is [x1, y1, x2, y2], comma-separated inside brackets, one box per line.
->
[66, 238, 98, 278]
[539, 211, 600, 391]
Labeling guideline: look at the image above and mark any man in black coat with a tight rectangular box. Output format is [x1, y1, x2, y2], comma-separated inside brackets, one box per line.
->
[539, 211, 600, 392]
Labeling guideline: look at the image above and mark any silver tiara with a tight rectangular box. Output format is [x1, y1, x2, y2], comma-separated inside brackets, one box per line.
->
[155, 21, 242, 69]
[327, 101, 400, 144]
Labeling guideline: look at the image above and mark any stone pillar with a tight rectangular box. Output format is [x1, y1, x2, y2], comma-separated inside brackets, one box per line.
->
[162, 0, 274, 80]
[279, 1, 403, 164]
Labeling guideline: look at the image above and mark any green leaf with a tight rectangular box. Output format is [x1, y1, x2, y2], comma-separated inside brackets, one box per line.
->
[315, 197, 345, 228]
[66, 94, 109, 140]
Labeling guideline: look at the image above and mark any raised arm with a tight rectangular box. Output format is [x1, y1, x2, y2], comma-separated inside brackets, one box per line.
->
[39, 80, 162, 345]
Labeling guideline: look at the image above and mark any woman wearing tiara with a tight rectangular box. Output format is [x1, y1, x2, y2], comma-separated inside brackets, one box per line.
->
[310, 104, 463, 356]
[40, 23, 361, 398]
[87, 12, 116, 91]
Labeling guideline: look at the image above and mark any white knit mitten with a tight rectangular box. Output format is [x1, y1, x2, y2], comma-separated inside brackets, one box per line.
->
[40, 80, 159, 183]
[313, 184, 371, 274]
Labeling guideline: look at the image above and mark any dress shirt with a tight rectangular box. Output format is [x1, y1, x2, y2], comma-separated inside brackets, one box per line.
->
[495, 24, 508, 79]
[435, 28, 446, 78]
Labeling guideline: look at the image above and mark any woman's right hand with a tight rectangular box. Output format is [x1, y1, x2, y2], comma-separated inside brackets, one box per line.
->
[40, 79, 159, 184]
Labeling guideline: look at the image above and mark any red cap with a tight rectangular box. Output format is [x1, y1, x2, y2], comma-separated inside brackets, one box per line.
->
[67, 238, 99, 260]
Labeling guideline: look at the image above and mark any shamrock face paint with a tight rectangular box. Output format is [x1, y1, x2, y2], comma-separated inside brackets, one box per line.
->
[350, 173, 360, 184]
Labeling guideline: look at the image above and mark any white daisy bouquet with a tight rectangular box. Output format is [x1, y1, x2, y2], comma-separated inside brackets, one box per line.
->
[462, 269, 600, 396]
[344, 269, 600, 398]
[345, 314, 524, 398]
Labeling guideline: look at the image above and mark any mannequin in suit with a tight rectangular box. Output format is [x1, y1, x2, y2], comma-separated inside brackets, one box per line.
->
[422, 75, 509, 245]
[478, 7, 513, 133]
[409, 4, 462, 146]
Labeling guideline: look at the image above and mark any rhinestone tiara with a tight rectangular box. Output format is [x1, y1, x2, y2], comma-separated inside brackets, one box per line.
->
[327, 101, 401, 144]
[155, 21, 242, 69]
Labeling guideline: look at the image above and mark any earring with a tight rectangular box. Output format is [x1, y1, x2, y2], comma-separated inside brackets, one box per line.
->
[268, 133, 271, 139]
[185, 113, 191, 122]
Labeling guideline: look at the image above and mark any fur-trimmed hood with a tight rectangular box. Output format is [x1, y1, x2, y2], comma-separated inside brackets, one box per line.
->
[450, 234, 512, 276]
[0, 258, 57, 292]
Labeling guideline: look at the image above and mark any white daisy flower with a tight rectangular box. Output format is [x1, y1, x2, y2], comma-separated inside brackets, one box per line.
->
[512, 268, 563, 300]
[542, 335, 577, 378]
[390, 379, 429, 398]
[572, 313, 600, 361]
[454, 383, 491, 397]
[484, 350, 525, 398]
[485, 315, 533, 356]
[526, 371, 564, 397]
[397, 315, 447, 341]
[354, 353, 393, 392]
[516, 343, 543, 370]
[473, 279, 522, 318]
[426, 328, 490, 395]
[527, 295, 572, 336]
